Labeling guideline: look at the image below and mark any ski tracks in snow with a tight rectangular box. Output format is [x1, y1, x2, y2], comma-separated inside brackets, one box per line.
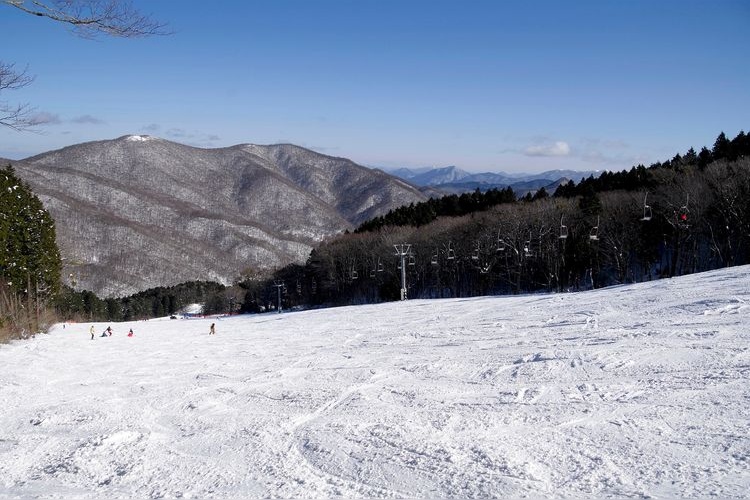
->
[0, 266, 749, 497]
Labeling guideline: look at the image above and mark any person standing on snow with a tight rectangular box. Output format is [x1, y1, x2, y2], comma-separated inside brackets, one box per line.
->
[209, 323, 216, 335]
[90, 325, 95, 340]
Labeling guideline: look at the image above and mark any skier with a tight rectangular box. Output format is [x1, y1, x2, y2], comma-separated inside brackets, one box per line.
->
[90, 325, 95, 340]
[106, 326, 113, 336]
[209, 323, 216, 335]
[127, 328, 134, 337]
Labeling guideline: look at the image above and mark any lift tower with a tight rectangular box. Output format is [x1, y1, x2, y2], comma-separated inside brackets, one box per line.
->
[393, 243, 412, 300]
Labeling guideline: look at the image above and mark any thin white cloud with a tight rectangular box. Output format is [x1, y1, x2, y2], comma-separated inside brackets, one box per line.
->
[524, 141, 571, 157]
[576, 138, 643, 166]
[29, 112, 62, 125]
[142, 123, 161, 133]
[163, 128, 221, 147]
[71, 114, 105, 124]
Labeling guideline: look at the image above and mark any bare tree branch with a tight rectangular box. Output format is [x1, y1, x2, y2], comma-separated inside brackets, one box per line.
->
[1, 1, 169, 130]
[4, 0, 170, 38]
[0, 62, 39, 131]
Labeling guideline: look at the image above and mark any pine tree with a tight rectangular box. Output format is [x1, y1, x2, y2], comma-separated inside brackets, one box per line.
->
[712, 132, 731, 160]
[1, 165, 62, 337]
[0, 165, 61, 296]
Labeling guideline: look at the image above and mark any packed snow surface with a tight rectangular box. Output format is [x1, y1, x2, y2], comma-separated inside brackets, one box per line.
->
[1, 267, 749, 498]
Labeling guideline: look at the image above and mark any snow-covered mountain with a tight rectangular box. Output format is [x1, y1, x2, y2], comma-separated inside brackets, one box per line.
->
[383, 165, 602, 194]
[1, 265, 748, 497]
[12, 136, 426, 297]
[407, 165, 473, 185]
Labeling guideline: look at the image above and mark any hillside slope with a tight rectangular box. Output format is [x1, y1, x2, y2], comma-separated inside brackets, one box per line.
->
[0, 266, 748, 497]
[13, 136, 426, 296]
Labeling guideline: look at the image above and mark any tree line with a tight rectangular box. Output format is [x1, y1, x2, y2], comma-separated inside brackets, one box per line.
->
[238, 131, 750, 311]
[2, 130, 749, 335]
[355, 186, 516, 232]
[54, 281, 226, 323]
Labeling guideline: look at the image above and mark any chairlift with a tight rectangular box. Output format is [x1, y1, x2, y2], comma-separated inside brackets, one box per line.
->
[431, 248, 439, 266]
[369, 268, 376, 278]
[408, 254, 416, 266]
[446, 241, 455, 260]
[678, 208, 688, 223]
[351, 269, 358, 280]
[523, 234, 533, 257]
[641, 193, 652, 222]
[377, 258, 384, 273]
[471, 241, 480, 260]
[559, 215, 568, 239]
[496, 231, 506, 253]
[677, 194, 689, 227]
[589, 216, 600, 241]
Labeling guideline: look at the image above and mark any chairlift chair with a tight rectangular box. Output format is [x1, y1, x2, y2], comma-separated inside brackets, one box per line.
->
[377, 258, 384, 273]
[431, 249, 439, 266]
[589, 216, 600, 241]
[523, 240, 533, 258]
[677, 207, 689, 227]
[408, 254, 416, 266]
[559, 216, 568, 239]
[496, 230, 506, 253]
[446, 242, 455, 260]
[677, 194, 689, 227]
[472, 241, 480, 260]
[641, 193, 652, 221]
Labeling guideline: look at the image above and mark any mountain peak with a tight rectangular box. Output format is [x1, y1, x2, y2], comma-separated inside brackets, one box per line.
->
[13, 136, 426, 297]
[122, 134, 158, 142]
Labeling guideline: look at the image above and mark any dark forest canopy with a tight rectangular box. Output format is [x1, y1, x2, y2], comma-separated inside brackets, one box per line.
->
[356, 186, 516, 233]
[554, 130, 750, 198]
[55, 280, 226, 322]
[243, 130, 750, 310]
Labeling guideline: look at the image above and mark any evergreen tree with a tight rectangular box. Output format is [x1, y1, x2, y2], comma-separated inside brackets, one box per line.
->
[697, 147, 713, 169]
[712, 132, 731, 160]
[0, 165, 61, 298]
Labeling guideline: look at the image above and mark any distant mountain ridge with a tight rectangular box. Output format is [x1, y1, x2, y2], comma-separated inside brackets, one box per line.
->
[11, 136, 426, 297]
[382, 165, 603, 196]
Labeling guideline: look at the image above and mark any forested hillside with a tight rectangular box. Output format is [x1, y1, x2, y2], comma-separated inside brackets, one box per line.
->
[243, 131, 750, 311]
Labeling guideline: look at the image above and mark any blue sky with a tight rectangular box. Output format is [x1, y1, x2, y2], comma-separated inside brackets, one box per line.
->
[1, 0, 748, 173]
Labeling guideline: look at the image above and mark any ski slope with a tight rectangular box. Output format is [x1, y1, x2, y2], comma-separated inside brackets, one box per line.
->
[1, 267, 749, 498]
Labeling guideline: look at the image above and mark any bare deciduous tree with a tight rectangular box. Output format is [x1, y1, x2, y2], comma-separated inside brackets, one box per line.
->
[1, 0, 168, 130]
[3, 0, 169, 38]
[0, 62, 37, 130]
